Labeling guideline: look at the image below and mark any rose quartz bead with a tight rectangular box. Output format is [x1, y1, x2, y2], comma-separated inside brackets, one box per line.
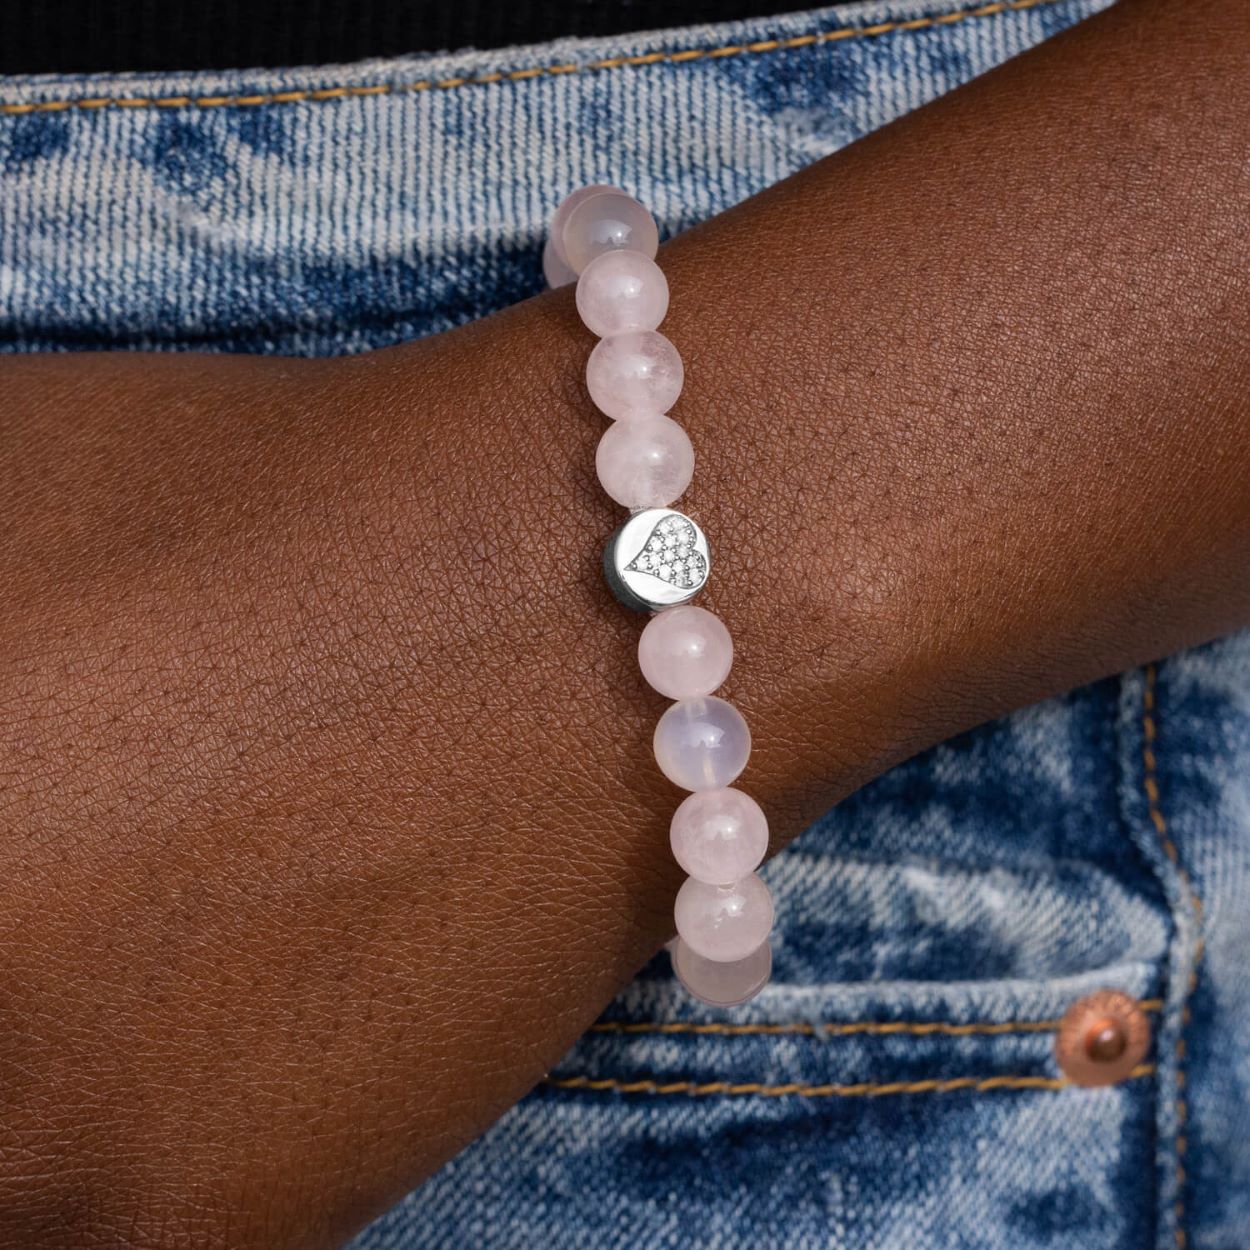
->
[542, 238, 578, 289]
[586, 330, 683, 420]
[674, 873, 774, 962]
[672, 936, 771, 1006]
[549, 185, 626, 265]
[670, 787, 768, 883]
[638, 605, 732, 699]
[562, 191, 659, 274]
[595, 414, 694, 509]
[575, 250, 669, 337]
[653, 695, 751, 791]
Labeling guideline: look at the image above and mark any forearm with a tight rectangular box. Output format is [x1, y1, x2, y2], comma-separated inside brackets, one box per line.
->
[1, 0, 1247, 1245]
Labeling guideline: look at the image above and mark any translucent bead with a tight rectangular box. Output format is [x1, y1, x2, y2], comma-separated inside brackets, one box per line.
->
[542, 238, 578, 289]
[562, 191, 659, 274]
[653, 696, 751, 791]
[549, 184, 625, 265]
[670, 787, 768, 883]
[595, 415, 694, 510]
[575, 250, 669, 337]
[672, 936, 771, 1006]
[586, 330, 683, 421]
[638, 605, 732, 699]
[674, 873, 774, 962]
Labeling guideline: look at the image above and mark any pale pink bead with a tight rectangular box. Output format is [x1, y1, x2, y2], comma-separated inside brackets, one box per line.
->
[542, 238, 578, 289]
[575, 250, 669, 337]
[562, 191, 659, 274]
[638, 605, 732, 699]
[653, 695, 751, 791]
[670, 788, 768, 883]
[595, 414, 693, 509]
[672, 936, 771, 1006]
[549, 185, 626, 265]
[674, 873, 774, 963]
[586, 330, 683, 420]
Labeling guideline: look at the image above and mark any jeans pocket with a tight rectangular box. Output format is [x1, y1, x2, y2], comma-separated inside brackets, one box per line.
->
[505, 674, 1173, 1249]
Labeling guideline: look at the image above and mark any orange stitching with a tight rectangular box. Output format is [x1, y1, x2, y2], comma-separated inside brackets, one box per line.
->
[1143, 664, 1204, 1250]
[590, 1001, 1164, 1039]
[546, 1064, 1156, 1098]
[0, 0, 1072, 118]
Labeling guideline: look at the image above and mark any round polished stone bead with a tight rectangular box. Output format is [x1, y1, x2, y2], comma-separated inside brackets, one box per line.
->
[542, 238, 578, 289]
[586, 330, 683, 421]
[674, 873, 774, 962]
[575, 249, 669, 337]
[670, 787, 768, 883]
[562, 191, 659, 274]
[653, 695, 751, 791]
[671, 936, 771, 1006]
[638, 604, 732, 699]
[549, 184, 626, 264]
[596, 414, 693, 509]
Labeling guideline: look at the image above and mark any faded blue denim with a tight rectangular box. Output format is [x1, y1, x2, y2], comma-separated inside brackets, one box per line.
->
[1, 1, 1246, 1247]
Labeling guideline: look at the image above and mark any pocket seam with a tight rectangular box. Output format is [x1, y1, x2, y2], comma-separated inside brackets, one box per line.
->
[544, 1065, 1156, 1099]
[588, 1002, 1163, 1040]
[1141, 663, 1205, 1250]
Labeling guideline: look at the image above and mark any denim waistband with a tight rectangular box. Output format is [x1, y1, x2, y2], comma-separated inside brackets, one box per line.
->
[0, 0, 1112, 355]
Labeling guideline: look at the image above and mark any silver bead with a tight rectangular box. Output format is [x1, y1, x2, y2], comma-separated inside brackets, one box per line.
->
[603, 507, 711, 613]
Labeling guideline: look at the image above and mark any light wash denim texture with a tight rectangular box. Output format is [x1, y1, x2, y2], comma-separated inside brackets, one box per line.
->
[2, 1, 1247, 1247]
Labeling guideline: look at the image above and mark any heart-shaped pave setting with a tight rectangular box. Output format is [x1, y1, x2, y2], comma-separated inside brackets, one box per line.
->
[624, 514, 708, 591]
[603, 508, 711, 613]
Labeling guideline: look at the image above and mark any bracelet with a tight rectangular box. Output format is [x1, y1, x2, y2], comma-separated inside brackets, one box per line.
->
[545, 188, 773, 1007]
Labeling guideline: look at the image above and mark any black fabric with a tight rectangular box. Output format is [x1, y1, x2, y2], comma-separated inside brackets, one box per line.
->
[0, 1, 809, 75]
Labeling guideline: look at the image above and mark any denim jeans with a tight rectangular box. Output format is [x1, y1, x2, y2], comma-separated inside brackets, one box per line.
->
[3, 1, 1247, 1247]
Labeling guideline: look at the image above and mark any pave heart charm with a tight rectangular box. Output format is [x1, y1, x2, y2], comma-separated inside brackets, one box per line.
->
[624, 513, 708, 591]
[603, 508, 711, 614]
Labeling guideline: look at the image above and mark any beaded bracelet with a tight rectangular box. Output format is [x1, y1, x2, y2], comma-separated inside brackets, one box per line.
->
[545, 187, 773, 1007]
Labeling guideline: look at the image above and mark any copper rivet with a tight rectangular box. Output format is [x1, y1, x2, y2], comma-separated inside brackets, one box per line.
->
[1055, 990, 1150, 1087]
[1085, 1019, 1127, 1063]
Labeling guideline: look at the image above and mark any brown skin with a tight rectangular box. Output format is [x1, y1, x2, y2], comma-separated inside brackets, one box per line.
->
[0, 0, 1248, 1244]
